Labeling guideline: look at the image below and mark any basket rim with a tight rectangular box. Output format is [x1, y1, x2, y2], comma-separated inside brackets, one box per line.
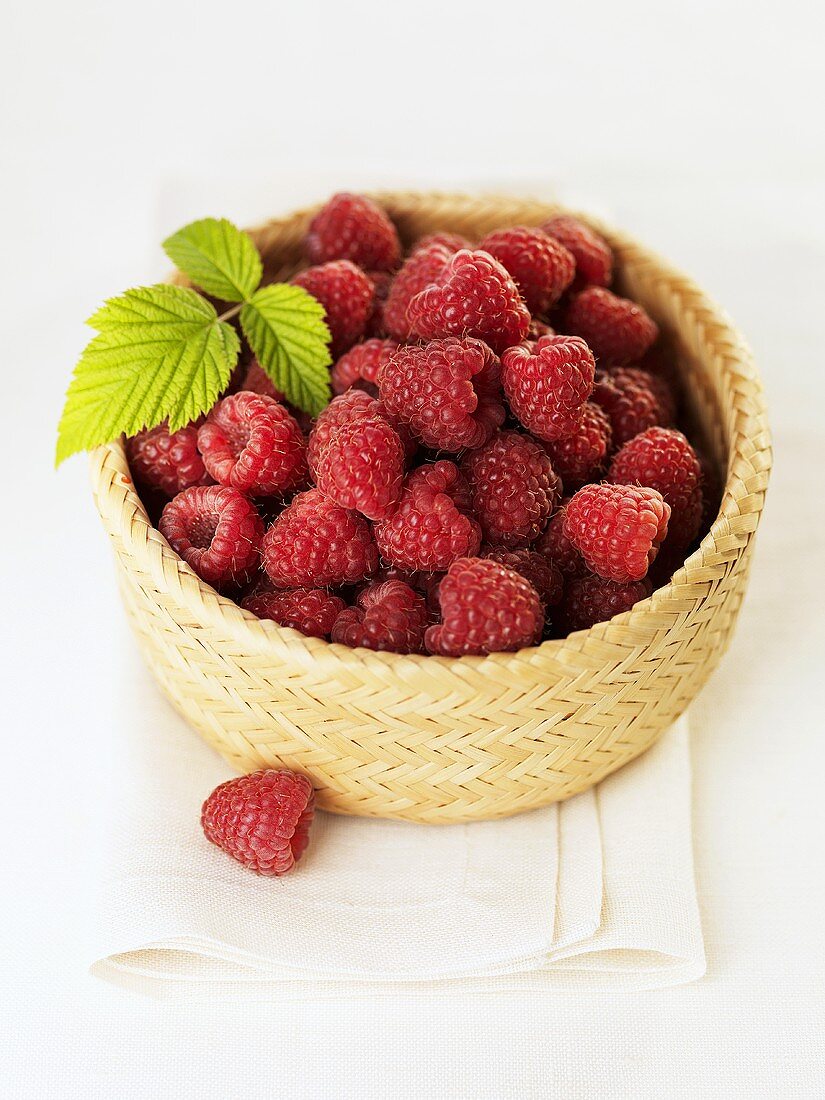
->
[90, 191, 772, 675]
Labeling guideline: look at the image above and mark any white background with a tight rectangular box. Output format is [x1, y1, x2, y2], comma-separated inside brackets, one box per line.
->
[2, 1, 824, 1096]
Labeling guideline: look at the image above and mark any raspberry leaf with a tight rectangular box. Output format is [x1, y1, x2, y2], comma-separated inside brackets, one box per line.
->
[162, 218, 263, 303]
[240, 284, 332, 416]
[56, 285, 240, 465]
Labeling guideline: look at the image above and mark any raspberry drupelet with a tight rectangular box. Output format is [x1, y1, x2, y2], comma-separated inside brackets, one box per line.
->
[159, 484, 264, 590]
[197, 392, 306, 497]
[425, 557, 544, 657]
[501, 334, 596, 443]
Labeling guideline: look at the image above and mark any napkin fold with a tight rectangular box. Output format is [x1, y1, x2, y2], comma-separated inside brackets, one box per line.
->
[91, 647, 704, 998]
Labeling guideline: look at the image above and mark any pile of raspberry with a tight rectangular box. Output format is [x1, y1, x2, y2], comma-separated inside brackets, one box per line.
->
[127, 193, 717, 657]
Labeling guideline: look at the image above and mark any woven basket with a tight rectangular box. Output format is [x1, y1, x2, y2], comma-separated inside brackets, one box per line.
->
[90, 193, 771, 823]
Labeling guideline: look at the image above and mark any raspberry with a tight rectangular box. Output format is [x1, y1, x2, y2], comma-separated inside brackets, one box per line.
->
[635, 366, 677, 425]
[542, 215, 613, 289]
[126, 421, 211, 497]
[383, 241, 453, 340]
[482, 547, 563, 608]
[197, 392, 306, 497]
[461, 431, 561, 548]
[592, 366, 672, 447]
[564, 286, 659, 366]
[413, 231, 473, 254]
[533, 502, 585, 578]
[306, 389, 377, 468]
[425, 557, 543, 656]
[305, 192, 401, 272]
[377, 337, 504, 452]
[479, 226, 575, 315]
[540, 401, 612, 488]
[527, 318, 555, 341]
[406, 249, 531, 353]
[202, 769, 315, 876]
[311, 412, 405, 520]
[331, 338, 399, 396]
[159, 485, 264, 590]
[241, 587, 345, 639]
[374, 460, 481, 572]
[608, 427, 703, 550]
[331, 580, 428, 654]
[262, 488, 378, 588]
[501, 334, 595, 442]
[293, 260, 374, 357]
[563, 483, 670, 582]
[365, 270, 393, 337]
[240, 360, 284, 401]
[560, 573, 652, 632]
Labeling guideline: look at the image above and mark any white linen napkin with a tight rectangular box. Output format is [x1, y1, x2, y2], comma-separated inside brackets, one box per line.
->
[91, 643, 704, 998]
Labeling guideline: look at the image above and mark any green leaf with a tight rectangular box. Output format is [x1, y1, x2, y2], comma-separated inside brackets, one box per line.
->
[56, 285, 240, 465]
[162, 217, 262, 303]
[240, 284, 332, 416]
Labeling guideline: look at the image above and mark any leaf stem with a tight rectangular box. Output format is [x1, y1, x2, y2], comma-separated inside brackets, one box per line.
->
[217, 303, 243, 323]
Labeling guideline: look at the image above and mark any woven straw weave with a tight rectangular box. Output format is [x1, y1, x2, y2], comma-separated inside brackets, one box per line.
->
[90, 193, 771, 823]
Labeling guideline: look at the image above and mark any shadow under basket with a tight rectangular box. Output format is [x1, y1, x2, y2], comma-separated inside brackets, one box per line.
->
[91, 193, 771, 823]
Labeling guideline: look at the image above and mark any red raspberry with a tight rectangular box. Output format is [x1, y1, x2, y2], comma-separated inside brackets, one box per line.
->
[202, 769, 315, 876]
[563, 483, 670, 582]
[377, 337, 504, 452]
[262, 488, 378, 588]
[374, 460, 481, 572]
[635, 366, 677, 425]
[406, 249, 531, 353]
[461, 431, 561, 548]
[540, 401, 612, 488]
[425, 557, 543, 656]
[240, 360, 284, 401]
[383, 241, 453, 340]
[527, 318, 555, 341]
[293, 260, 374, 357]
[126, 421, 211, 497]
[608, 427, 703, 550]
[413, 231, 474, 254]
[365, 270, 394, 337]
[542, 215, 613, 289]
[305, 192, 401, 272]
[331, 580, 428, 654]
[479, 226, 575, 315]
[533, 502, 585, 578]
[592, 366, 672, 447]
[501, 334, 595, 442]
[241, 587, 345, 639]
[197, 392, 306, 497]
[482, 547, 563, 608]
[311, 412, 405, 521]
[564, 286, 659, 366]
[159, 485, 264, 590]
[560, 573, 652, 632]
[306, 389, 377, 468]
[331, 338, 399, 396]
